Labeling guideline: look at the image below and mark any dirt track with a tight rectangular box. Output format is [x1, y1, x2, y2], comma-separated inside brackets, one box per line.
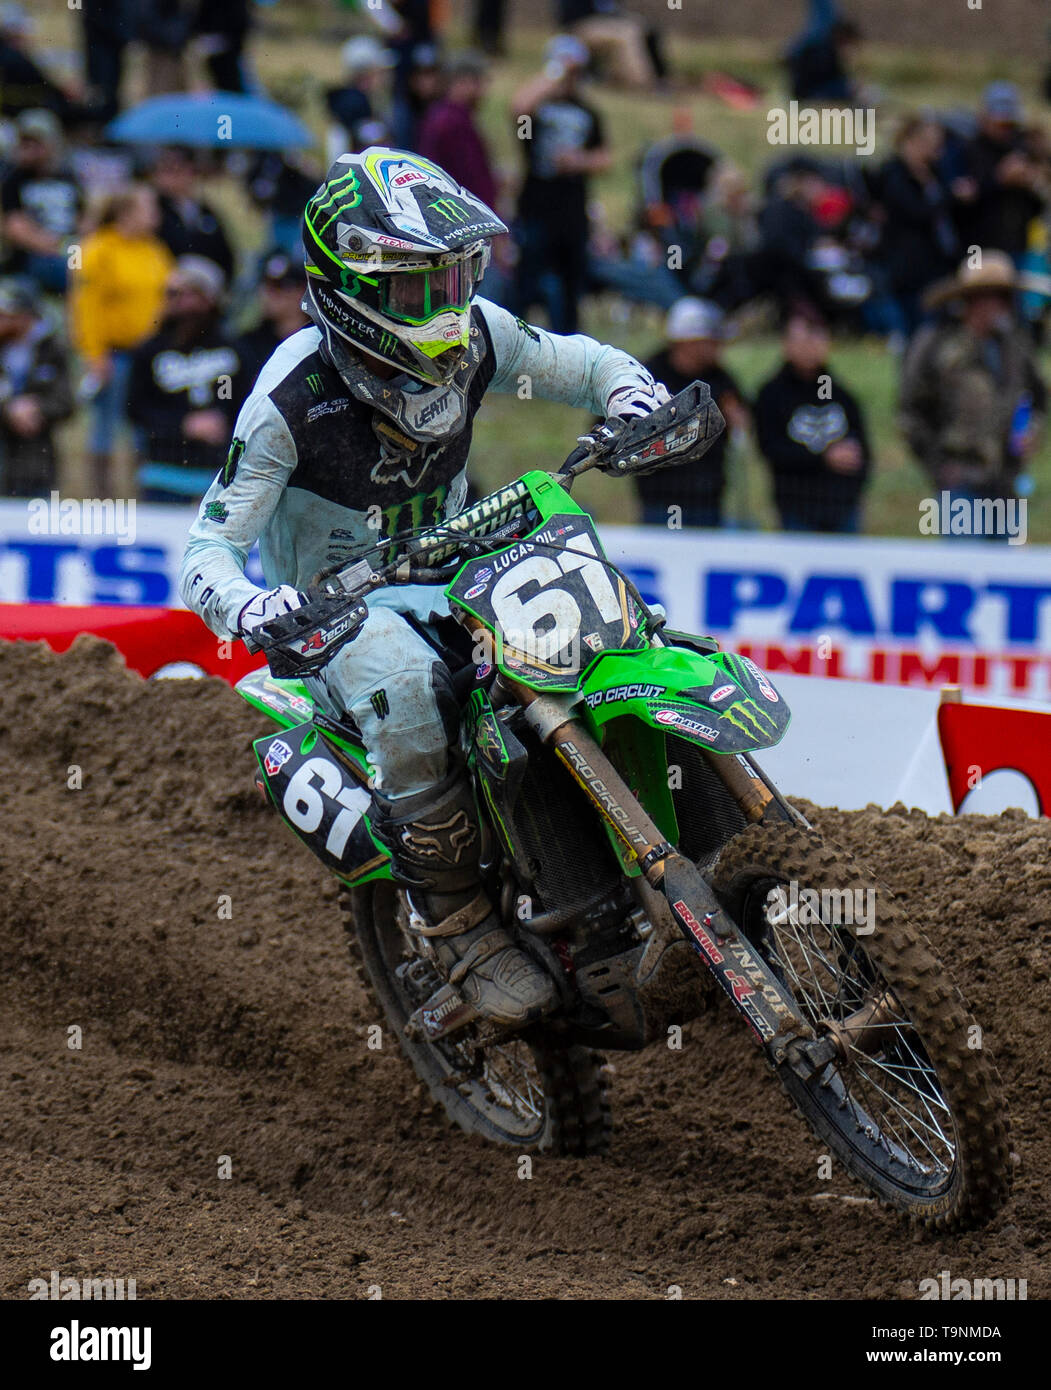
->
[0, 637, 1047, 1300]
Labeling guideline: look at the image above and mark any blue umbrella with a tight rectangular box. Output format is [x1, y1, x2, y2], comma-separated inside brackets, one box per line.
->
[106, 92, 313, 151]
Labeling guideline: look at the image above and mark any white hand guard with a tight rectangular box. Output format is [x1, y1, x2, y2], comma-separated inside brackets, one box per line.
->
[605, 377, 672, 422]
[238, 584, 305, 636]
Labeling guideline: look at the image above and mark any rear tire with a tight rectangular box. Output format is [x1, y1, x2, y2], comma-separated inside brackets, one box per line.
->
[344, 883, 611, 1155]
[712, 823, 1011, 1230]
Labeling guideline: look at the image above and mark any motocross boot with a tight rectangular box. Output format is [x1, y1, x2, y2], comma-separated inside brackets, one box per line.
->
[373, 766, 557, 1027]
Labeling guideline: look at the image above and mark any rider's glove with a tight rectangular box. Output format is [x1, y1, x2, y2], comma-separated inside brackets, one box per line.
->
[238, 584, 306, 636]
[605, 377, 671, 422]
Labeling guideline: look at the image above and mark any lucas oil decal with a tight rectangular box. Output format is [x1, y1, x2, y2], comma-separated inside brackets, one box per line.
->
[654, 708, 720, 744]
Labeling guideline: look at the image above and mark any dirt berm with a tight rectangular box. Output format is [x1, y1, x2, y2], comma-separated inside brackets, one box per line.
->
[0, 638, 1046, 1300]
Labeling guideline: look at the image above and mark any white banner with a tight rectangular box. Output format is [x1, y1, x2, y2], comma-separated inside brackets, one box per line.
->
[1, 499, 1049, 699]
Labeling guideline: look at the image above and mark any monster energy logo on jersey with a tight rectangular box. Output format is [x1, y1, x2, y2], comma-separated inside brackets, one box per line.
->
[306, 373, 324, 397]
[378, 331, 399, 356]
[369, 689, 390, 720]
[223, 437, 245, 486]
[428, 198, 469, 224]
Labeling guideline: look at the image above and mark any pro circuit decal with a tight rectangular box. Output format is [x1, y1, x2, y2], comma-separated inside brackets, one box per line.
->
[583, 682, 666, 709]
[654, 708, 720, 744]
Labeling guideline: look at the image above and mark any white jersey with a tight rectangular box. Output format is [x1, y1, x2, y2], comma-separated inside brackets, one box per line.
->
[179, 297, 659, 638]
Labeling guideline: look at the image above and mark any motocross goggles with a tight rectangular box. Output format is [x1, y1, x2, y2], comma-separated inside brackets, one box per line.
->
[377, 249, 488, 325]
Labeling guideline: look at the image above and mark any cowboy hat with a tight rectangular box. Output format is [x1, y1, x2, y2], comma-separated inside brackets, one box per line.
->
[923, 250, 1018, 309]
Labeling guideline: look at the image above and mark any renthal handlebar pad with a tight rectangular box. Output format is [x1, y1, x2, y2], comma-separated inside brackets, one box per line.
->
[247, 593, 370, 679]
[600, 381, 725, 477]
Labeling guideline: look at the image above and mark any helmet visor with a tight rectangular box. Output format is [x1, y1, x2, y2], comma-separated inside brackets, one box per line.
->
[380, 251, 486, 325]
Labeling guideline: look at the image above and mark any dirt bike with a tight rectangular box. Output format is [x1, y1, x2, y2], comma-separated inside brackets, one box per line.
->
[236, 384, 1009, 1230]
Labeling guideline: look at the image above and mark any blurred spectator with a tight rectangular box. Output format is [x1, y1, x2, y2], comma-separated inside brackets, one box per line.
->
[877, 114, 960, 337]
[900, 251, 1046, 510]
[957, 83, 1051, 259]
[70, 184, 173, 496]
[194, 0, 254, 94]
[636, 298, 748, 528]
[397, 44, 443, 150]
[127, 256, 241, 503]
[754, 306, 871, 532]
[474, 0, 508, 57]
[417, 52, 498, 208]
[746, 158, 830, 313]
[325, 36, 394, 162]
[784, 0, 860, 103]
[148, 147, 235, 283]
[0, 4, 76, 123]
[369, 2, 440, 147]
[137, 0, 194, 96]
[0, 277, 72, 497]
[79, 0, 135, 125]
[0, 110, 83, 294]
[556, 2, 665, 90]
[245, 152, 320, 261]
[232, 250, 308, 406]
[511, 36, 610, 334]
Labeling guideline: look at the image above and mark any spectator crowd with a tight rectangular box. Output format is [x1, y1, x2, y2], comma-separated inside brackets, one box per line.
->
[0, 0, 1046, 541]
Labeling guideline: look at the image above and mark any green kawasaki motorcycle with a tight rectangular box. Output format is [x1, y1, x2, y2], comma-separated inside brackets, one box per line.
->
[238, 385, 1009, 1230]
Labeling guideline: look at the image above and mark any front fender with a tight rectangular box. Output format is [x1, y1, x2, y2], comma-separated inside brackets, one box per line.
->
[579, 643, 791, 754]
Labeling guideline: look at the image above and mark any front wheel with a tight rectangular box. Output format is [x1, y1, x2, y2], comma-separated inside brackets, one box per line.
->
[712, 823, 1011, 1230]
[344, 883, 611, 1155]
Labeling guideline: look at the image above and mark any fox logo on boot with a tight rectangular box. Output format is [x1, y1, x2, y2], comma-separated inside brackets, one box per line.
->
[400, 810, 477, 864]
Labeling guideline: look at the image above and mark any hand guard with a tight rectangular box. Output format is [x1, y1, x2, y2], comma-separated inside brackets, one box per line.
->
[238, 584, 306, 636]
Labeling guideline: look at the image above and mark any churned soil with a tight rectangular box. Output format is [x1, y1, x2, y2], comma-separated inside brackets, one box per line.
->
[0, 637, 1046, 1300]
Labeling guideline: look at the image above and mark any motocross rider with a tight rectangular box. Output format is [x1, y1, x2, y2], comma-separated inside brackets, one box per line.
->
[180, 148, 669, 1028]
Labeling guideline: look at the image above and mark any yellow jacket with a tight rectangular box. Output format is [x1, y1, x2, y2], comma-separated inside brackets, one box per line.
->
[70, 226, 175, 363]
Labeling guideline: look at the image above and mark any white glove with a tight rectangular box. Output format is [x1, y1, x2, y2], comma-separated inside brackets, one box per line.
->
[605, 377, 671, 422]
[238, 584, 305, 636]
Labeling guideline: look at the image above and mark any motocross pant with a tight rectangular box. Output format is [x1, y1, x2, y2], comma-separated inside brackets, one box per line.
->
[303, 586, 457, 799]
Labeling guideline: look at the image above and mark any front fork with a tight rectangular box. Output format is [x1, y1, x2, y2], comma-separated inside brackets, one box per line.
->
[501, 677, 819, 1069]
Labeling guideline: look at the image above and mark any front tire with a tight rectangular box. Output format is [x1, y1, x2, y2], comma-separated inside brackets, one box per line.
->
[712, 823, 1011, 1230]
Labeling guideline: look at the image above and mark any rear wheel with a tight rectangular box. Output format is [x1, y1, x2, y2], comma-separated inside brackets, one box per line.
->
[344, 883, 611, 1155]
[712, 823, 1010, 1230]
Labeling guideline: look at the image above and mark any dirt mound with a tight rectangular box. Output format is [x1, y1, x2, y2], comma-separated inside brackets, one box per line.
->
[0, 638, 1047, 1300]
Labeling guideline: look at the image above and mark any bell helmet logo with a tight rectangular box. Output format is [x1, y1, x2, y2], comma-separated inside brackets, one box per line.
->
[392, 169, 426, 188]
[710, 684, 735, 702]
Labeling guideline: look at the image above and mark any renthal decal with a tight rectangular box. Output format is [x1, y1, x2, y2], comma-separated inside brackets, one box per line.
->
[557, 741, 650, 849]
[709, 683, 735, 702]
[583, 682, 666, 709]
[672, 899, 723, 963]
[653, 708, 720, 743]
